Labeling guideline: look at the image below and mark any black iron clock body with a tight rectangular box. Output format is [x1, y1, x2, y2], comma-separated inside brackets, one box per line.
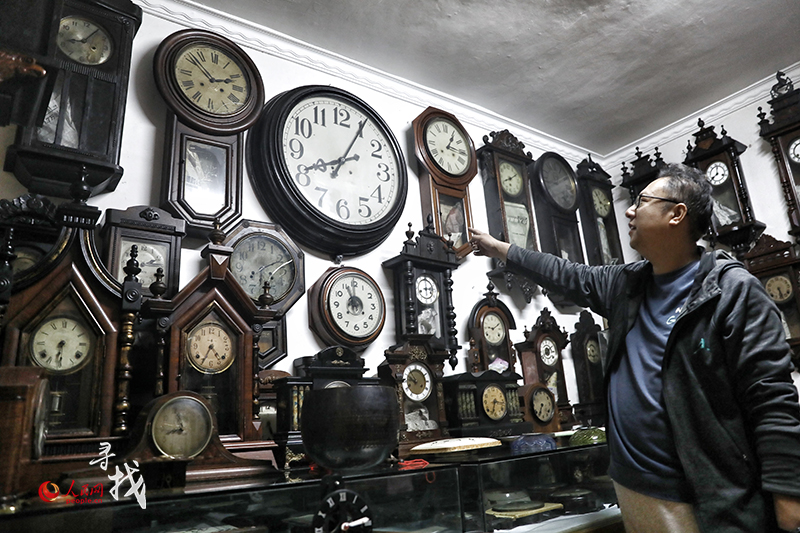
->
[247, 85, 408, 257]
[3, 0, 142, 198]
[576, 155, 624, 266]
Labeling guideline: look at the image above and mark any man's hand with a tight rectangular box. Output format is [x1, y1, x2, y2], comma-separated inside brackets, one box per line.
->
[468, 228, 511, 262]
[774, 492, 800, 531]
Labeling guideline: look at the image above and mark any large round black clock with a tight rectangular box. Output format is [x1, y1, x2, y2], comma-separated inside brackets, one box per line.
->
[246, 85, 408, 256]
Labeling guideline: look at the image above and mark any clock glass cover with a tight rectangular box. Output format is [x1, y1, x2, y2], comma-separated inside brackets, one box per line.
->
[327, 270, 385, 340]
[585, 338, 601, 364]
[57, 16, 113, 65]
[765, 274, 794, 304]
[151, 395, 214, 459]
[706, 161, 730, 185]
[415, 274, 439, 305]
[482, 312, 506, 346]
[540, 337, 559, 366]
[789, 137, 800, 164]
[230, 233, 296, 302]
[173, 43, 249, 116]
[592, 188, 611, 217]
[531, 387, 555, 423]
[186, 321, 235, 374]
[402, 362, 432, 402]
[30, 316, 94, 374]
[482, 384, 508, 420]
[498, 160, 524, 197]
[424, 117, 471, 176]
[540, 156, 578, 210]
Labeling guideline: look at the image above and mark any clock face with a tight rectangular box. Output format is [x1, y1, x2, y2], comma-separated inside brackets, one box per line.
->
[585, 338, 601, 364]
[424, 117, 471, 176]
[402, 362, 432, 402]
[230, 233, 296, 302]
[116, 240, 169, 289]
[280, 94, 402, 228]
[186, 322, 235, 374]
[540, 155, 577, 210]
[539, 337, 559, 366]
[57, 16, 113, 66]
[313, 489, 373, 533]
[415, 274, 439, 305]
[11, 245, 46, 275]
[30, 316, 95, 374]
[482, 312, 506, 346]
[481, 384, 508, 421]
[173, 43, 250, 117]
[531, 387, 555, 424]
[789, 137, 800, 164]
[592, 188, 612, 218]
[498, 160, 523, 197]
[765, 274, 794, 304]
[151, 395, 214, 459]
[326, 270, 385, 341]
[705, 161, 730, 186]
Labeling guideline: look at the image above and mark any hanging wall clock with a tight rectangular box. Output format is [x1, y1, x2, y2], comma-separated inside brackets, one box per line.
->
[569, 310, 606, 426]
[246, 85, 408, 257]
[412, 106, 478, 258]
[466, 281, 517, 373]
[576, 155, 624, 266]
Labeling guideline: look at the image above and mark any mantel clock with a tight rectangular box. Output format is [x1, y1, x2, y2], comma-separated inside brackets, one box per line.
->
[758, 71, 800, 238]
[3, 0, 142, 198]
[743, 233, 800, 365]
[515, 308, 575, 428]
[477, 129, 538, 302]
[382, 219, 460, 367]
[576, 155, 624, 266]
[684, 118, 765, 257]
[467, 281, 517, 374]
[570, 310, 606, 426]
[412, 106, 478, 258]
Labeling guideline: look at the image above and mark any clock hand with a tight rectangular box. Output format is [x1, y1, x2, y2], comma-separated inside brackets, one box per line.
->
[407, 374, 419, 385]
[445, 130, 455, 150]
[331, 119, 368, 178]
[341, 517, 371, 531]
[187, 53, 218, 83]
[306, 155, 360, 172]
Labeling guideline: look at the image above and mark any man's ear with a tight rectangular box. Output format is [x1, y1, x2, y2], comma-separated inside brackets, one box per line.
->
[668, 203, 689, 227]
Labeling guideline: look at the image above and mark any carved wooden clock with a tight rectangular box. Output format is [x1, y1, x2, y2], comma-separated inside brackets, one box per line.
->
[477, 130, 539, 302]
[379, 335, 450, 457]
[441, 369, 527, 438]
[684, 118, 765, 257]
[383, 218, 460, 367]
[467, 281, 517, 373]
[576, 155, 624, 266]
[3, 0, 142, 198]
[569, 310, 606, 427]
[514, 308, 575, 428]
[620, 146, 666, 204]
[518, 382, 560, 434]
[412, 106, 478, 259]
[758, 71, 800, 238]
[743, 234, 800, 365]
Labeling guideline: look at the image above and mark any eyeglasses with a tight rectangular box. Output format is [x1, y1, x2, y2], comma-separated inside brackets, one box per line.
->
[633, 194, 681, 210]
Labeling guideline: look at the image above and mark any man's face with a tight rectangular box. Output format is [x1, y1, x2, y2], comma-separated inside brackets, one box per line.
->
[624, 177, 679, 255]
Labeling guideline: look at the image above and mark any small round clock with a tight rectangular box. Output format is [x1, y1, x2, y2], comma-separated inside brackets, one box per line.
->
[765, 274, 794, 304]
[498, 160, 524, 197]
[402, 362, 432, 402]
[154, 29, 265, 135]
[706, 161, 730, 185]
[312, 489, 373, 533]
[247, 85, 407, 256]
[151, 394, 214, 459]
[186, 321, 235, 374]
[591, 188, 612, 218]
[482, 312, 507, 346]
[30, 316, 95, 374]
[585, 338, 602, 364]
[415, 274, 439, 305]
[789, 137, 800, 164]
[530, 384, 556, 425]
[423, 116, 473, 177]
[56, 16, 113, 65]
[481, 384, 508, 421]
[540, 337, 559, 366]
[534, 152, 578, 212]
[308, 266, 386, 350]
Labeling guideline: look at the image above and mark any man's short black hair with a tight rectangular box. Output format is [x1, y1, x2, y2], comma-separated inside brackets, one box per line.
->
[658, 163, 713, 241]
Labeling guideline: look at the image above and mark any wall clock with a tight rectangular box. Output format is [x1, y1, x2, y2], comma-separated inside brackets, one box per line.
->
[684, 118, 765, 257]
[466, 281, 517, 373]
[307, 265, 386, 352]
[576, 155, 624, 266]
[100, 205, 185, 298]
[412, 106, 478, 258]
[530, 151, 585, 307]
[382, 219, 460, 366]
[569, 310, 606, 427]
[743, 233, 800, 365]
[223, 219, 304, 316]
[515, 308, 575, 428]
[3, 0, 142, 198]
[477, 130, 538, 302]
[379, 336, 450, 456]
[247, 85, 408, 257]
[518, 382, 560, 434]
[758, 71, 800, 238]
[441, 369, 528, 438]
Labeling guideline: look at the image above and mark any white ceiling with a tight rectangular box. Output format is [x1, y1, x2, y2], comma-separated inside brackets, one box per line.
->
[193, 0, 800, 155]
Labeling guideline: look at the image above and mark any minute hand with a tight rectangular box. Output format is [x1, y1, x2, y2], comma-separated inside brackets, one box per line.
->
[331, 119, 367, 178]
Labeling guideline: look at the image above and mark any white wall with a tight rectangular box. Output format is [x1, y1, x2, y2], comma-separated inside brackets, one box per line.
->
[1, 0, 797, 404]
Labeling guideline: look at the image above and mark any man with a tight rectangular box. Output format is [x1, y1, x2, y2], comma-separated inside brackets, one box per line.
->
[470, 163, 800, 532]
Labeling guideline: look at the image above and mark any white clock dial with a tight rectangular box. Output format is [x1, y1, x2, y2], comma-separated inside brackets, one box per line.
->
[117, 240, 169, 289]
[281, 95, 402, 226]
[230, 234, 296, 302]
[539, 337, 559, 366]
[498, 160, 523, 197]
[585, 338, 601, 364]
[57, 16, 113, 65]
[186, 322, 235, 374]
[592, 188, 611, 218]
[765, 274, 793, 304]
[327, 272, 385, 339]
[415, 274, 439, 305]
[173, 43, 249, 116]
[402, 362, 433, 402]
[541, 156, 577, 210]
[30, 316, 95, 373]
[531, 387, 555, 423]
[424, 117, 471, 176]
[482, 312, 506, 346]
[789, 137, 800, 164]
[705, 161, 730, 185]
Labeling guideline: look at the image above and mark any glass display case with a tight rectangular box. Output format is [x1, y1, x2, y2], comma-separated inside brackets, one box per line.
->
[0, 465, 463, 533]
